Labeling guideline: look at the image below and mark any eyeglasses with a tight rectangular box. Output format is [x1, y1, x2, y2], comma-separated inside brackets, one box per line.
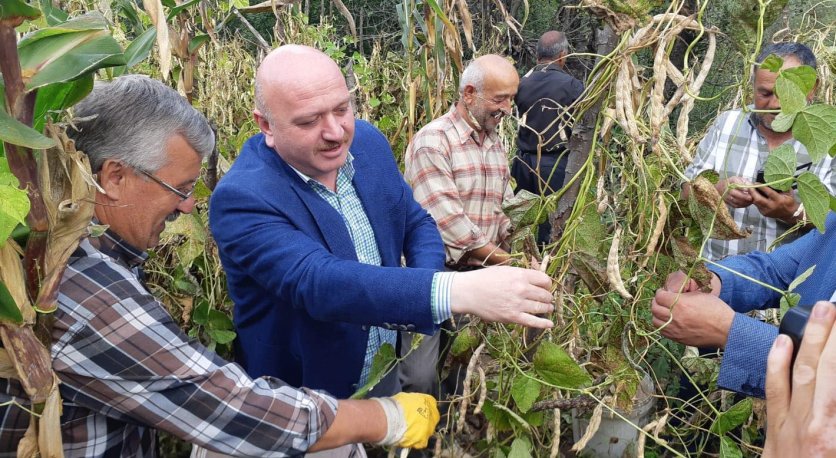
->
[136, 168, 195, 202]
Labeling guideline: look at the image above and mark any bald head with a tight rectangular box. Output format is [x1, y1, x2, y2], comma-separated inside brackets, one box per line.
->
[254, 45, 345, 122]
[459, 54, 518, 94]
[536, 31, 569, 63]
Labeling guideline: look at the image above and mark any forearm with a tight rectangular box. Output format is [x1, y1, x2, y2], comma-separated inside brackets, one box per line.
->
[463, 242, 511, 265]
[309, 400, 386, 452]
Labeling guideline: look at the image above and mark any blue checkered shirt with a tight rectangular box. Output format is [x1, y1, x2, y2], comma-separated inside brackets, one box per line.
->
[295, 153, 452, 385]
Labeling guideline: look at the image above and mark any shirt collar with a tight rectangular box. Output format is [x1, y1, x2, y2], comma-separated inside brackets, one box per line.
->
[87, 220, 148, 268]
[449, 103, 498, 146]
[288, 152, 356, 186]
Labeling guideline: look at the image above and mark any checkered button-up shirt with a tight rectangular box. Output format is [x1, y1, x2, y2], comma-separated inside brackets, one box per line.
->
[0, 229, 337, 457]
[404, 105, 514, 265]
[684, 108, 836, 260]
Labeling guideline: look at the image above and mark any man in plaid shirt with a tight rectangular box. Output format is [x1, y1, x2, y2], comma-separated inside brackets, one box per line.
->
[404, 55, 520, 269]
[0, 75, 439, 457]
[683, 42, 836, 260]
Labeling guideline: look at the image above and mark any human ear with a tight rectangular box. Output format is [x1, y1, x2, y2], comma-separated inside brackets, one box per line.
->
[97, 159, 127, 201]
[253, 109, 276, 148]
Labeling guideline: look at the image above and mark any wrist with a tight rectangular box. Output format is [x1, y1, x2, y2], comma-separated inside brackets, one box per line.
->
[371, 397, 406, 446]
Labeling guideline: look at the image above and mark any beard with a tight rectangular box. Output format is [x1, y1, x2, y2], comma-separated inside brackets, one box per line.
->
[752, 111, 775, 132]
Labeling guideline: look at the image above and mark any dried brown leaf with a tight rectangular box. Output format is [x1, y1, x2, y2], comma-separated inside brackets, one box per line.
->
[143, 0, 172, 80]
[688, 175, 752, 240]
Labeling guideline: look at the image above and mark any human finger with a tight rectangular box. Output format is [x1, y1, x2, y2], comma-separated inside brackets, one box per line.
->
[765, 334, 793, 450]
[511, 312, 554, 329]
[812, 303, 836, 416]
[790, 302, 836, 419]
[523, 283, 555, 304]
[523, 269, 552, 289]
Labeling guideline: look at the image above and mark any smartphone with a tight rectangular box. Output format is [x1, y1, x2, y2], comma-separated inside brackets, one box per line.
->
[779, 302, 836, 364]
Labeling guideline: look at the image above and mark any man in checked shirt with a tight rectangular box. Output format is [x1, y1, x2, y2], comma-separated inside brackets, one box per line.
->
[0, 75, 439, 457]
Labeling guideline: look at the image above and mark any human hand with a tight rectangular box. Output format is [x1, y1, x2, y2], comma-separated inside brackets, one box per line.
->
[717, 176, 754, 208]
[764, 301, 836, 457]
[651, 289, 734, 348]
[450, 266, 554, 329]
[750, 185, 799, 222]
[373, 393, 440, 449]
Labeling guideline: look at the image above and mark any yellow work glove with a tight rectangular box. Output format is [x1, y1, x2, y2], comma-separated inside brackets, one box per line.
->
[372, 392, 440, 449]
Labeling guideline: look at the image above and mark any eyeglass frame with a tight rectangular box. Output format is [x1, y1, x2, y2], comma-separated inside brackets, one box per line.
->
[135, 168, 196, 202]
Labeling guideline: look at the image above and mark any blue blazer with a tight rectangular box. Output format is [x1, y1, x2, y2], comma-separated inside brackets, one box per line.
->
[209, 120, 445, 397]
[710, 212, 836, 397]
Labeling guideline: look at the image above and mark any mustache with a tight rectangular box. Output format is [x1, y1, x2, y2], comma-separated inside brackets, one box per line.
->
[165, 211, 181, 223]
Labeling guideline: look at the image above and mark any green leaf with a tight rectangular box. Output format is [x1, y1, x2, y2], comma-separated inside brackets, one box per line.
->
[793, 104, 836, 162]
[760, 54, 783, 73]
[481, 399, 513, 431]
[207, 309, 233, 330]
[18, 13, 126, 91]
[533, 341, 592, 389]
[351, 343, 397, 399]
[38, 0, 68, 25]
[192, 300, 210, 325]
[33, 75, 94, 133]
[511, 374, 541, 413]
[0, 282, 24, 324]
[763, 144, 796, 191]
[124, 27, 157, 69]
[0, 0, 41, 22]
[775, 71, 808, 115]
[711, 398, 752, 435]
[450, 326, 479, 356]
[207, 329, 236, 344]
[781, 66, 817, 97]
[771, 111, 795, 133]
[719, 435, 743, 458]
[780, 292, 800, 317]
[830, 195, 836, 213]
[788, 265, 816, 292]
[188, 34, 211, 55]
[797, 171, 830, 232]
[0, 106, 57, 149]
[167, 0, 202, 20]
[508, 436, 533, 458]
[0, 177, 31, 244]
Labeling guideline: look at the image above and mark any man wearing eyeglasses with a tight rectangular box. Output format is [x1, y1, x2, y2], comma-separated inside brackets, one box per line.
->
[404, 54, 520, 269]
[0, 74, 441, 456]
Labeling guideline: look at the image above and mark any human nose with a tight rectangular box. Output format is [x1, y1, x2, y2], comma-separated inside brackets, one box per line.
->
[321, 113, 345, 141]
[176, 195, 196, 214]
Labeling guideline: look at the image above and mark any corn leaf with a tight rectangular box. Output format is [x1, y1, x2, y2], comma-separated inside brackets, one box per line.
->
[0, 0, 41, 22]
[0, 282, 23, 324]
[33, 75, 94, 132]
[0, 106, 56, 149]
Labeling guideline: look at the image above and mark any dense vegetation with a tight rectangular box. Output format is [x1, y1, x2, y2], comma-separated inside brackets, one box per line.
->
[1, 0, 835, 456]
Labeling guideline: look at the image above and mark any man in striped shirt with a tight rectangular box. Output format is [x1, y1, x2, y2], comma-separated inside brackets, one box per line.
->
[404, 55, 520, 269]
[0, 75, 438, 457]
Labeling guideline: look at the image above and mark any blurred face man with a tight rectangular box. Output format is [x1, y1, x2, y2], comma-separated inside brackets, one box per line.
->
[461, 55, 519, 134]
[254, 45, 355, 190]
[752, 55, 813, 132]
[96, 135, 201, 250]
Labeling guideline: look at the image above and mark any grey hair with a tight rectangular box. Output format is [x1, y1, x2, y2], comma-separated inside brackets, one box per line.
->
[756, 42, 817, 70]
[254, 75, 271, 122]
[458, 59, 485, 94]
[537, 32, 569, 61]
[69, 75, 215, 173]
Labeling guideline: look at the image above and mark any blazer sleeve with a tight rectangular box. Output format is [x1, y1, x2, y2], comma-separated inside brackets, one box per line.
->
[210, 184, 439, 335]
[717, 313, 777, 398]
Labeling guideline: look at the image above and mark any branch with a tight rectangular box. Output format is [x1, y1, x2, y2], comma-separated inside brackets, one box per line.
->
[530, 395, 597, 412]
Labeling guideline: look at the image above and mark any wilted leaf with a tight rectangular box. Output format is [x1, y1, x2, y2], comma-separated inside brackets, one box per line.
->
[759, 54, 783, 73]
[688, 174, 752, 240]
[0, 107, 56, 149]
[38, 378, 64, 457]
[711, 398, 753, 435]
[797, 171, 830, 232]
[681, 355, 719, 387]
[670, 237, 713, 291]
[762, 144, 797, 191]
[533, 341, 591, 388]
[793, 104, 836, 162]
[351, 343, 397, 399]
[144, 0, 172, 79]
[511, 374, 541, 413]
